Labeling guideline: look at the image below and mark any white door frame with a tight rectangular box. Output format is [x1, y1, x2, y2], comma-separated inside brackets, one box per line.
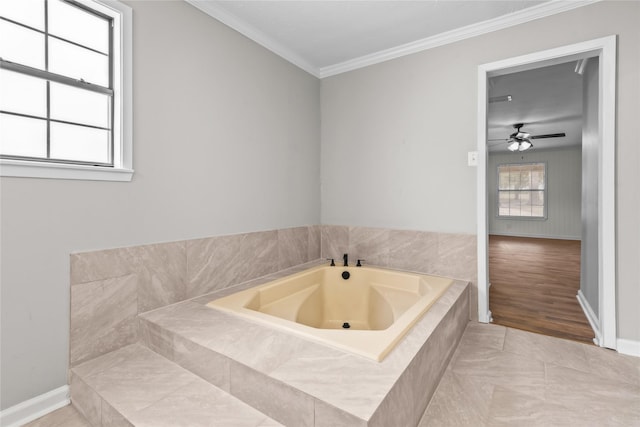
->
[476, 36, 617, 349]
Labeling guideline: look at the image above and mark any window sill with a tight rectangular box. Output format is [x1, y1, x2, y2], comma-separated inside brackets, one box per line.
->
[0, 159, 133, 182]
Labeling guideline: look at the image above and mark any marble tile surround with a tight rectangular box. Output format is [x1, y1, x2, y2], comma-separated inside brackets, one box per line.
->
[321, 225, 478, 320]
[136, 272, 469, 426]
[69, 226, 320, 367]
[69, 224, 474, 370]
[70, 344, 281, 427]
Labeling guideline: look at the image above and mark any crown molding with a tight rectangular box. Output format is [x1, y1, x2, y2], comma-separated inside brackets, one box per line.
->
[319, 0, 601, 78]
[185, 0, 321, 77]
[185, 0, 600, 80]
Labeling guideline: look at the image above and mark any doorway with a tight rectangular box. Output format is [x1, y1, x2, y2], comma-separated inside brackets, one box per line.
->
[476, 36, 617, 349]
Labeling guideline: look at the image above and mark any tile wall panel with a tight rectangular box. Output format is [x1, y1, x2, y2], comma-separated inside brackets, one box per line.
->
[321, 225, 478, 320]
[70, 226, 321, 368]
[70, 274, 138, 367]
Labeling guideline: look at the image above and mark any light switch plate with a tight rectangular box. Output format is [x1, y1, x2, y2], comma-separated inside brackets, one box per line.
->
[468, 151, 478, 166]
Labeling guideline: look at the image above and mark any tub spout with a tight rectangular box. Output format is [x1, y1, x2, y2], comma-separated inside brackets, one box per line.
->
[343, 253, 348, 267]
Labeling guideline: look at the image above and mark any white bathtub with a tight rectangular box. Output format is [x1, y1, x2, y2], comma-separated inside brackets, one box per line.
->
[207, 265, 453, 361]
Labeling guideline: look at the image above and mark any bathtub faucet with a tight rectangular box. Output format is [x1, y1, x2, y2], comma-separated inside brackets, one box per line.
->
[343, 253, 348, 267]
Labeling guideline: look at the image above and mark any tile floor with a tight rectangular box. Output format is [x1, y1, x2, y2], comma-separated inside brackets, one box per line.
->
[25, 322, 640, 427]
[420, 323, 640, 426]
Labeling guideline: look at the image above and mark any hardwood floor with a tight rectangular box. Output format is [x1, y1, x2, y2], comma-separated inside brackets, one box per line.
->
[489, 235, 595, 344]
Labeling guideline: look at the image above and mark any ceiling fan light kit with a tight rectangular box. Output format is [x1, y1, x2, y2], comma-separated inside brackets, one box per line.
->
[493, 123, 566, 152]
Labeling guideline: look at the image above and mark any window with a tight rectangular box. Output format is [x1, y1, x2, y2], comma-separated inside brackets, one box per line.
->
[0, 0, 132, 181]
[497, 162, 546, 218]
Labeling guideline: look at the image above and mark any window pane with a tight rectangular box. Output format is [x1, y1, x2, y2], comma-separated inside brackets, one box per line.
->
[50, 122, 110, 163]
[532, 169, 545, 189]
[0, 0, 44, 30]
[508, 168, 520, 190]
[0, 113, 47, 157]
[0, 20, 45, 69]
[520, 170, 531, 189]
[48, 0, 109, 54]
[498, 191, 511, 216]
[0, 69, 47, 117]
[518, 191, 532, 216]
[48, 37, 108, 86]
[50, 82, 110, 128]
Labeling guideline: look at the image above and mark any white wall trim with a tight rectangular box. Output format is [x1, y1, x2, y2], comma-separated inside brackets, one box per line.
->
[617, 339, 640, 358]
[489, 232, 581, 241]
[184, 0, 319, 77]
[577, 290, 602, 346]
[320, 1, 600, 78]
[477, 36, 617, 348]
[0, 385, 70, 427]
[183, 0, 599, 79]
[0, 159, 134, 181]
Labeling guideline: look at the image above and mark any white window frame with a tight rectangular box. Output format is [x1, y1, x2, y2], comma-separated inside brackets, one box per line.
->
[0, 0, 133, 182]
[496, 162, 547, 220]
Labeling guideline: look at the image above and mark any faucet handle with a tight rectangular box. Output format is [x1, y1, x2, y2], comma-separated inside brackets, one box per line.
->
[326, 258, 335, 266]
[356, 259, 365, 267]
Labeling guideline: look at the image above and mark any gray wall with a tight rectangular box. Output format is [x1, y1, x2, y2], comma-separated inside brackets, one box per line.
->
[2, 0, 640, 413]
[321, 1, 639, 342]
[488, 148, 582, 240]
[0, 1, 320, 409]
[581, 58, 600, 316]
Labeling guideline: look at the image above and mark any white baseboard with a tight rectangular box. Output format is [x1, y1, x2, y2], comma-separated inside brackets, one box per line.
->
[617, 338, 640, 358]
[0, 385, 70, 427]
[576, 290, 601, 346]
[489, 232, 581, 241]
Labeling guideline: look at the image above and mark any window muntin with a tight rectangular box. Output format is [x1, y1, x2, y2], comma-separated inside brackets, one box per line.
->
[497, 162, 546, 218]
[0, 0, 113, 167]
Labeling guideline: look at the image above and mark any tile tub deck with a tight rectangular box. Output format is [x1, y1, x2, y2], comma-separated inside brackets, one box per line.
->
[71, 262, 470, 426]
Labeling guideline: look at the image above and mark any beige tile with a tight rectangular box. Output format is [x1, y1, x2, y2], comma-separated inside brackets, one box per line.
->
[433, 233, 477, 281]
[134, 241, 187, 313]
[308, 225, 321, 261]
[348, 226, 390, 267]
[451, 346, 546, 399]
[101, 400, 133, 427]
[128, 377, 276, 427]
[70, 274, 138, 366]
[230, 361, 315, 427]
[314, 400, 368, 427]
[320, 225, 349, 259]
[420, 371, 493, 427]
[79, 344, 195, 416]
[278, 226, 309, 269]
[486, 386, 596, 427]
[186, 231, 279, 298]
[70, 373, 102, 427]
[503, 327, 591, 373]
[257, 418, 285, 427]
[458, 321, 506, 352]
[70, 247, 136, 285]
[72, 342, 144, 379]
[398, 294, 470, 427]
[583, 344, 640, 387]
[172, 333, 230, 391]
[23, 404, 91, 427]
[544, 363, 640, 422]
[138, 317, 175, 360]
[388, 229, 438, 273]
[270, 350, 395, 421]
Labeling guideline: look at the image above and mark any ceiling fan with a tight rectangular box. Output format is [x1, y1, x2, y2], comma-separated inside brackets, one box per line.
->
[488, 123, 566, 151]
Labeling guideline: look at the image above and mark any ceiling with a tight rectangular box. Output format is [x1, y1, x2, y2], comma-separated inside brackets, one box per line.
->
[487, 60, 585, 153]
[186, 0, 596, 78]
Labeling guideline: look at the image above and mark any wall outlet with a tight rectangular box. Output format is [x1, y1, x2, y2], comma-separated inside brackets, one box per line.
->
[468, 151, 478, 166]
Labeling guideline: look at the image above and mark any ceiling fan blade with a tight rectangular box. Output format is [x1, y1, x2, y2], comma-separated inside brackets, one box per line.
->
[530, 133, 566, 139]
